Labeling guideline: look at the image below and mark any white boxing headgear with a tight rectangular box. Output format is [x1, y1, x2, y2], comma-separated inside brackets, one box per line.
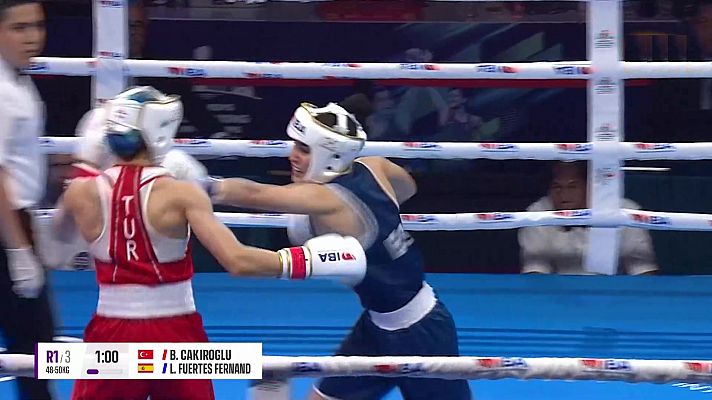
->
[74, 107, 116, 170]
[104, 86, 183, 163]
[286, 102, 367, 183]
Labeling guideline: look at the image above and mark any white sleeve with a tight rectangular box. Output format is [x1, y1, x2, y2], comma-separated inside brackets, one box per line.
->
[620, 199, 658, 275]
[0, 94, 13, 166]
[518, 226, 554, 274]
[518, 198, 555, 274]
[620, 227, 658, 275]
[31, 208, 91, 270]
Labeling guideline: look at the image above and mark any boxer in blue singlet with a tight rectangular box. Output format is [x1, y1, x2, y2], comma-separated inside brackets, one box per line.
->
[164, 96, 472, 400]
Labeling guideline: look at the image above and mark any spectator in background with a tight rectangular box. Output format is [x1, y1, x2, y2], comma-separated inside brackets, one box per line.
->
[129, 0, 226, 139]
[631, 1, 712, 144]
[432, 88, 484, 142]
[366, 86, 404, 140]
[376, 47, 439, 141]
[689, 0, 712, 62]
[689, 0, 712, 110]
[518, 161, 659, 275]
[128, 0, 146, 60]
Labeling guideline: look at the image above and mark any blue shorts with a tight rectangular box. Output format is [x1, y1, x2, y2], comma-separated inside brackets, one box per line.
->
[317, 301, 472, 400]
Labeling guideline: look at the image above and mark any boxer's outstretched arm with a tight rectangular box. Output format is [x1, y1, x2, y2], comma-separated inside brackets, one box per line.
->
[180, 182, 366, 283]
[215, 178, 343, 215]
[178, 182, 282, 277]
[160, 150, 342, 215]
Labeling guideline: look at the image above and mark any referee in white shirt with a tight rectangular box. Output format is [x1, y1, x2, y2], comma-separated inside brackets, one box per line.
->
[518, 161, 659, 275]
[0, 1, 54, 399]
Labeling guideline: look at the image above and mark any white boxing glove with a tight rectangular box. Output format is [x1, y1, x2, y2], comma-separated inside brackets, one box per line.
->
[73, 107, 115, 176]
[161, 149, 221, 198]
[278, 234, 366, 286]
[7, 247, 45, 298]
[32, 210, 93, 271]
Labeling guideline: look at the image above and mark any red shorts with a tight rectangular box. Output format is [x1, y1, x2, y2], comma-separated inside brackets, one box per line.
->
[71, 312, 215, 400]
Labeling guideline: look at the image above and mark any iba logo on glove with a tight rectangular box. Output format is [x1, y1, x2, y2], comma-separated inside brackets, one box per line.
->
[318, 252, 356, 263]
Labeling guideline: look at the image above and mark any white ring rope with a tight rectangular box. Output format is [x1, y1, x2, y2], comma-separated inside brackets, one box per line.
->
[3, 354, 712, 383]
[266, 356, 712, 383]
[39, 137, 712, 160]
[30, 208, 712, 232]
[25, 58, 712, 80]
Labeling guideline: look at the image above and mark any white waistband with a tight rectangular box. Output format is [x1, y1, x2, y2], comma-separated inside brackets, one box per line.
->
[97, 280, 196, 319]
[368, 282, 437, 331]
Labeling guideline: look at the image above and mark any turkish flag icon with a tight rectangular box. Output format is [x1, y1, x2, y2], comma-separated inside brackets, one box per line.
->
[138, 350, 153, 360]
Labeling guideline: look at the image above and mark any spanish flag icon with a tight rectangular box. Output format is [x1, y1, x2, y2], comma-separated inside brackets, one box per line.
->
[138, 363, 154, 373]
